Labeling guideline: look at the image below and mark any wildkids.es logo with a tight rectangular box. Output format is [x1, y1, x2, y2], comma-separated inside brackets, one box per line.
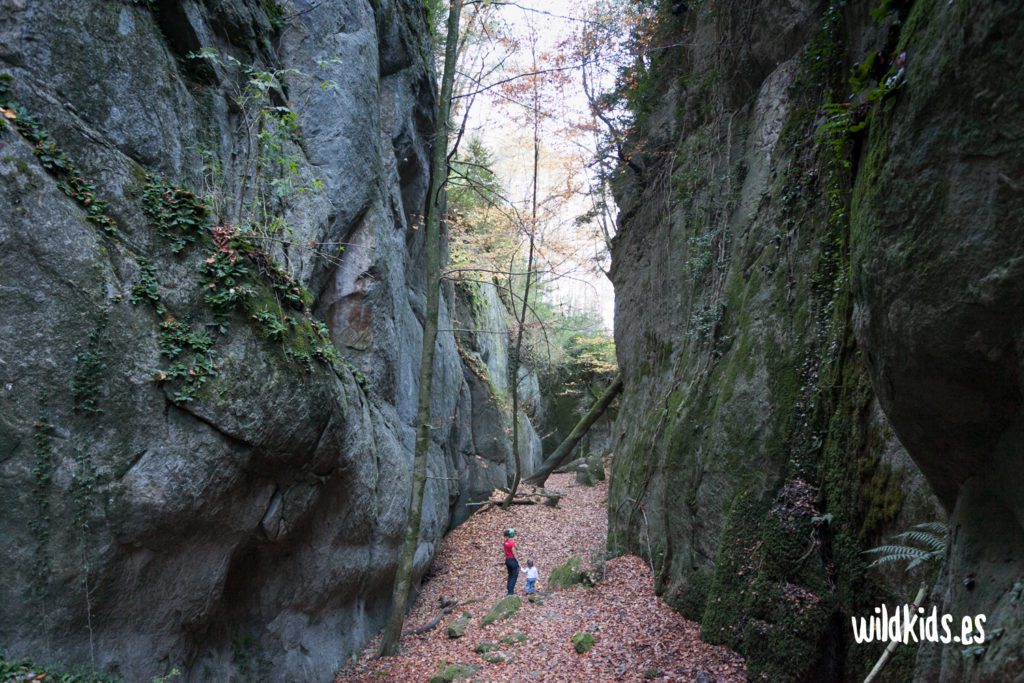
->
[852, 604, 986, 645]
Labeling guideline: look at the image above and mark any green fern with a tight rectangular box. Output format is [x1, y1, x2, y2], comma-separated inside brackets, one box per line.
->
[864, 522, 948, 571]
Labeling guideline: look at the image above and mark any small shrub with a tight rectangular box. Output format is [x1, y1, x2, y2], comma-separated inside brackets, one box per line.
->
[571, 631, 595, 654]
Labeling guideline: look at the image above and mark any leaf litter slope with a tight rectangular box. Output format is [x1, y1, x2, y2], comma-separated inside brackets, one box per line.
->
[341, 473, 745, 682]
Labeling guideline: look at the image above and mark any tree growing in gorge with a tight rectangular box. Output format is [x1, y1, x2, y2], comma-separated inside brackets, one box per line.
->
[502, 21, 544, 510]
[378, 0, 465, 657]
[524, 373, 622, 488]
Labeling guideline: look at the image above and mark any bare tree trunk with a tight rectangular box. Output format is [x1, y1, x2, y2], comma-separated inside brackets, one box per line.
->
[524, 375, 623, 488]
[377, 0, 464, 657]
[502, 33, 541, 511]
[863, 583, 929, 683]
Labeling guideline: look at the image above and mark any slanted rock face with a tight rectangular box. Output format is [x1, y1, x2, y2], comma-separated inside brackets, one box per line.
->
[0, 1, 541, 680]
[450, 279, 546, 526]
[611, 0, 1021, 680]
[850, 2, 1024, 680]
[606, 0, 959, 680]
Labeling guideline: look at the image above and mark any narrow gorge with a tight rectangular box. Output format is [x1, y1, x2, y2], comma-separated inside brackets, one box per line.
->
[0, 1, 1021, 682]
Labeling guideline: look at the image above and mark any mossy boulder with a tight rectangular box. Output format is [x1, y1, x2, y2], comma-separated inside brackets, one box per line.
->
[548, 556, 584, 589]
[473, 641, 497, 654]
[427, 664, 480, 683]
[447, 611, 471, 639]
[554, 458, 583, 474]
[480, 596, 521, 626]
[483, 653, 507, 664]
[499, 632, 528, 646]
[571, 631, 595, 654]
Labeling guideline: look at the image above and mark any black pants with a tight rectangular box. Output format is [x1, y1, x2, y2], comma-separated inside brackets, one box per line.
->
[505, 558, 520, 595]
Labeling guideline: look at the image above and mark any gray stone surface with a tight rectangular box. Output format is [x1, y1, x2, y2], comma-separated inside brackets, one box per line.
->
[448, 279, 545, 526]
[0, 0, 542, 680]
[605, 1, 956, 680]
[850, 2, 1024, 680]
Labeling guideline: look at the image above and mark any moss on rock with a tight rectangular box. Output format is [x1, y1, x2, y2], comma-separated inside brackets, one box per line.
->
[548, 556, 584, 589]
[499, 632, 528, 646]
[480, 596, 521, 627]
[447, 611, 471, 639]
[427, 663, 480, 683]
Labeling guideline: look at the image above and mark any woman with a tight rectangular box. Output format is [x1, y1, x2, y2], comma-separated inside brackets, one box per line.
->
[503, 528, 520, 595]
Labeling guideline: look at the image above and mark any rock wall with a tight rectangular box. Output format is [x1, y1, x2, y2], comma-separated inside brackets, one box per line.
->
[850, 2, 1024, 680]
[450, 279, 545, 527]
[0, 0, 539, 680]
[602, 0, 985, 680]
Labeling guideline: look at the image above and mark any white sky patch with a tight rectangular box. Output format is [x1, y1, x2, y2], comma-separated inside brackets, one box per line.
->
[459, 0, 616, 332]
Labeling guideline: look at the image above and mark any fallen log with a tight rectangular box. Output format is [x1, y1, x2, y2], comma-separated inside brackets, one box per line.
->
[525, 375, 623, 488]
[403, 597, 458, 637]
[465, 488, 563, 516]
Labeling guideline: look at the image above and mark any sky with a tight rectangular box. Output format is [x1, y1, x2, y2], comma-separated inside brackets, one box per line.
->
[458, 0, 618, 331]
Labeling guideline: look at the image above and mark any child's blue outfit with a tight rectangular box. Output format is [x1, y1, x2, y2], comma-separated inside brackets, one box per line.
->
[525, 566, 539, 594]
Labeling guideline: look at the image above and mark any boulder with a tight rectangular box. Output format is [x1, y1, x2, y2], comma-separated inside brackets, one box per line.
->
[427, 663, 480, 683]
[480, 596, 521, 627]
[548, 556, 585, 589]
[446, 611, 471, 639]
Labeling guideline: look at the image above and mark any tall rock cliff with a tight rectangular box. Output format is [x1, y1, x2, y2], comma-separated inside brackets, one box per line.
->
[0, 1, 541, 679]
[850, 2, 1023, 680]
[607, 0, 1018, 680]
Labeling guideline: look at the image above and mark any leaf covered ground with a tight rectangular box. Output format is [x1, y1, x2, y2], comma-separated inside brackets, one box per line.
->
[339, 474, 746, 682]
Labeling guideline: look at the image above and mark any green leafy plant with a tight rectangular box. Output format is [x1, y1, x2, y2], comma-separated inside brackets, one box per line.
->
[864, 522, 948, 571]
[0, 75, 119, 238]
[72, 314, 109, 414]
[152, 666, 182, 683]
[186, 49, 322, 234]
[151, 315, 218, 403]
[200, 249, 254, 314]
[251, 309, 290, 340]
[130, 258, 163, 310]
[142, 176, 211, 254]
[0, 654, 122, 683]
[29, 418, 55, 596]
[815, 55, 906, 170]
[261, 0, 287, 30]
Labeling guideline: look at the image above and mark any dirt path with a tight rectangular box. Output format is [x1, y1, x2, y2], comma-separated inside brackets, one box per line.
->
[340, 474, 745, 682]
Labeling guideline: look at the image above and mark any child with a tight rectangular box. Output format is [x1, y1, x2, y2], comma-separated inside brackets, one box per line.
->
[524, 560, 539, 594]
